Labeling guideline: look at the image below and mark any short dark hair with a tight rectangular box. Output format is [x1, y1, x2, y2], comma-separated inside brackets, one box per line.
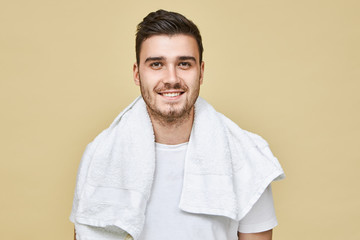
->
[136, 9, 203, 65]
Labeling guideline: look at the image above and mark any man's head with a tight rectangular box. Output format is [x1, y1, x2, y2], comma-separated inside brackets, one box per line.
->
[133, 10, 204, 124]
[135, 9, 203, 66]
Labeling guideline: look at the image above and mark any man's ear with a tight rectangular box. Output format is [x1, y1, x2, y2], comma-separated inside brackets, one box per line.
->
[133, 63, 140, 86]
[199, 61, 205, 85]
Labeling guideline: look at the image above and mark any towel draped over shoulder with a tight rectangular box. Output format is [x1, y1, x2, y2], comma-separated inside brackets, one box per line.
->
[70, 96, 285, 240]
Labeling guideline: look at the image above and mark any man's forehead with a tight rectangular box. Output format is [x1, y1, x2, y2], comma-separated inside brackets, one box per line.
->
[139, 34, 199, 62]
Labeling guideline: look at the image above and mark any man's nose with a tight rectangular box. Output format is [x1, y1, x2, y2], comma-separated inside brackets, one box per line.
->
[165, 65, 179, 84]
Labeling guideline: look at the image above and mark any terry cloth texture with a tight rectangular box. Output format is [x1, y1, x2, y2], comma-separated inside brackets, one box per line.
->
[70, 96, 285, 240]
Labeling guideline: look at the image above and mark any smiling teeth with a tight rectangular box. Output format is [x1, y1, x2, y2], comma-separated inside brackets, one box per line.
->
[163, 92, 181, 97]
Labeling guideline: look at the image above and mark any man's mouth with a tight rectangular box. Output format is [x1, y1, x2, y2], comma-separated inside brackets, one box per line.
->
[162, 92, 181, 97]
[158, 91, 185, 98]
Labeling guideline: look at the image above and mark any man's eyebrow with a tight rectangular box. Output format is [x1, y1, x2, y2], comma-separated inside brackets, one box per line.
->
[144, 56, 197, 63]
[144, 56, 165, 63]
[179, 56, 197, 62]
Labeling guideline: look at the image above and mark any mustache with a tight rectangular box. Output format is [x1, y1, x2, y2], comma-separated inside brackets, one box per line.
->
[155, 82, 188, 92]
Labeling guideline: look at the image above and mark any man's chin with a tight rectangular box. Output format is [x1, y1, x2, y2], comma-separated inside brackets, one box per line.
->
[160, 110, 184, 119]
[154, 107, 191, 121]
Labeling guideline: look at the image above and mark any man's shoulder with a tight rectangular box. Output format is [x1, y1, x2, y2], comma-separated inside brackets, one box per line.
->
[215, 111, 269, 149]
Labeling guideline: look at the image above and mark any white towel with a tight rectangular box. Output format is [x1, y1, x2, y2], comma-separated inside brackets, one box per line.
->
[70, 96, 285, 240]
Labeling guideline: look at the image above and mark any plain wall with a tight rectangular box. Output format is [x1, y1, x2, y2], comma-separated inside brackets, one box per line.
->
[1, 0, 359, 239]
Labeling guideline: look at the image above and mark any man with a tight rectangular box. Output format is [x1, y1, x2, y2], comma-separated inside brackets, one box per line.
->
[70, 9, 284, 240]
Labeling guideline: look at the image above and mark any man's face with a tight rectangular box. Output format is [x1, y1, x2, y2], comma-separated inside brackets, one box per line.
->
[133, 34, 204, 122]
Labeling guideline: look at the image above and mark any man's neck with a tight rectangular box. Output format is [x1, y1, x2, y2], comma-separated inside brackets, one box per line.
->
[148, 107, 194, 145]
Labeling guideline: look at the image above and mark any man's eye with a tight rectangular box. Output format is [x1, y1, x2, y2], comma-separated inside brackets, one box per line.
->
[150, 62, 163, 69]
[179, 62, 191, 69]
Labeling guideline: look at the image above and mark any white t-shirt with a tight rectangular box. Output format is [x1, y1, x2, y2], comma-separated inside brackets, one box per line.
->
[138, 142, 278, 240]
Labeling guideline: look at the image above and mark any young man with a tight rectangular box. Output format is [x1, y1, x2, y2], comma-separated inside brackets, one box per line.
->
[70, 9, 284, 240]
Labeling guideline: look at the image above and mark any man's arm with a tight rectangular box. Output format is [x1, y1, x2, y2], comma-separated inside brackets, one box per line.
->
[238, 229, 272, 240]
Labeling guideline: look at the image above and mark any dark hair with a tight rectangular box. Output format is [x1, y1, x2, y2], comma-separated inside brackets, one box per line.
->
[136, 9, 203, 65]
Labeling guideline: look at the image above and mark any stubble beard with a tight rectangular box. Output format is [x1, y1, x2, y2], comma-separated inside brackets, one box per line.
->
[139, 78, 199, 126]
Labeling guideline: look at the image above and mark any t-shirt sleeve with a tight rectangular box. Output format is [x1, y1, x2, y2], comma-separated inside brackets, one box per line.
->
[237, 184, 278, 233]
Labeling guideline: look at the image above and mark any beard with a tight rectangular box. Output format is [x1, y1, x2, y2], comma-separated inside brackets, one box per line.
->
[139, 79, 200, 124]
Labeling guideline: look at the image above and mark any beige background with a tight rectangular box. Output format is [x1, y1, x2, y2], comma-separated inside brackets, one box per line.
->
[1, 0, 359, 239]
